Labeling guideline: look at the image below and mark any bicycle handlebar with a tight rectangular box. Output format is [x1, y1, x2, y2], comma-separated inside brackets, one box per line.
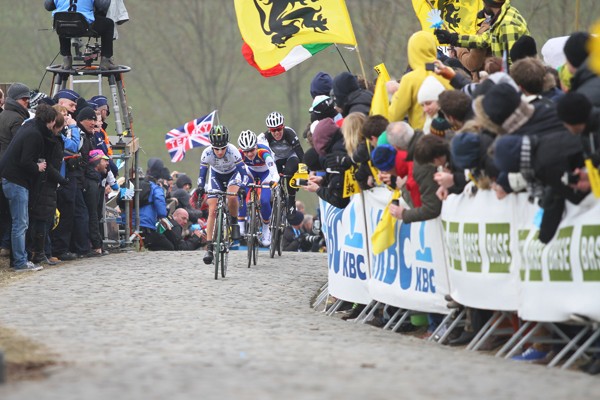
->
[206, 190, 239, 196]
[247, 183, 272, 189]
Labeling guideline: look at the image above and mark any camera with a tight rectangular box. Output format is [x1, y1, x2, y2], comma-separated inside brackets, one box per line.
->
[425, 62, 436, 71]
[297, 178, 309, 186]
[391, 199, 399, 206]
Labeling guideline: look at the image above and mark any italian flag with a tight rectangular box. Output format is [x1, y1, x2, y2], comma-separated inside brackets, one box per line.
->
[242, 42, 331, 77]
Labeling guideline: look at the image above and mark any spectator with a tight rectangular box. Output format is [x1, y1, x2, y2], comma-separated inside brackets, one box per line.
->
[0, 88, 4, 111]
[138, 174, 171, 251]
[417, 76, 446, 135]
[331, 72, 373, 117]
[353, 115, 388, 189]
[170, 174, 202, 224]
[0, 104, 58, 271]
[435, 0, 529, 65]
[0, 83, 31, 159]
[438, 90, 473, 131]
[282, 211, 320, 252]
[389, 31, 452, 129]
[162, 208, 204, 251]
[310, 71, 333, 99]
[509, 35, 538, 63]
[44, 0, 116, 70]
[371, 143, 420, 209]
[510, 57, 553, 106]
[563, 31, 600, 107]
[54, 89, 79, 115]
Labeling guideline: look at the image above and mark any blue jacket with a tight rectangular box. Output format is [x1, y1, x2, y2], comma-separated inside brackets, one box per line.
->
[138, 181, 168, 230]
[45, 0, 111, 24]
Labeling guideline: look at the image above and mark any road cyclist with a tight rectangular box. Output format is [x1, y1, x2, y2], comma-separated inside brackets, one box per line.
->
[195, 125, 248, 265]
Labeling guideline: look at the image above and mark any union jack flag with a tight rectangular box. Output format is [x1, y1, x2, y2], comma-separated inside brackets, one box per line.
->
[165, 110, 217, 162]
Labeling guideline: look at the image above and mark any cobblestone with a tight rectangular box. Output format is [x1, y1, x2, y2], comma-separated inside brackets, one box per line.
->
[0, 250, 599, 399]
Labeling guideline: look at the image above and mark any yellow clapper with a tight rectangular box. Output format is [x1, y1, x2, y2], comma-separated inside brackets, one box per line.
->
[343, 165, 361, 198]
[289, 163, 310, 189]
[586, 159, 600, 198]
[371, 189, 401, 254]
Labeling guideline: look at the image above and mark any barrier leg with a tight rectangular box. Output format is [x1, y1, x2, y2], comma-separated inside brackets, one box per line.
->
[428, 312, 453, 342]
[504, 322, 543, 359]
[466, 311, 499, 351]
[471, 312, 510, 351]
[353, 300, 376, 323]
[313, 287, 329, 310]
[326, 299, 344, 316]
[547, 326, 590, 368]
[391, 311, 412, 333]
[383, 308, 404, 331]
[561, 328, 600, 370]
[436, 309, 467, 344]
[360, 301, 381, 325]
[495, 321, 534, 358]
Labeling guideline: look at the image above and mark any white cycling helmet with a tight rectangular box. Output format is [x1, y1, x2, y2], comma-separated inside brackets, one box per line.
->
[265, 111, 284, 128]
[238, 130, 257, 151]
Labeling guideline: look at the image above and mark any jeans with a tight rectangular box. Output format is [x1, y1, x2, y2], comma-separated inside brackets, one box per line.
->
[2, 179, 29, 268]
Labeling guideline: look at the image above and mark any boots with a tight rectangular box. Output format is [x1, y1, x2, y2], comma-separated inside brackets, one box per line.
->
[31, 232, 57, 266]
[99, 56, 117, 70]
[203, 242, 214, 265]
[61, 56, 73, 70]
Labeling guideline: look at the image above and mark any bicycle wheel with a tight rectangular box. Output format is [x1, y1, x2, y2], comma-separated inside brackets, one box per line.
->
[247, 200, 256, 268]
[276, 201, 285, 257]
[221, 212, 229, 278]
[269, 189, 282, 258]
[214, 207, 223, 280]
[252, 204, 259, 266]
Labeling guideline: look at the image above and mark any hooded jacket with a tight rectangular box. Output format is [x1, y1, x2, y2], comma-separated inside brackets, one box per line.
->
[389, 31, 453, 129]
[0, 98, 30, 159]
[570, 63, 600, 108]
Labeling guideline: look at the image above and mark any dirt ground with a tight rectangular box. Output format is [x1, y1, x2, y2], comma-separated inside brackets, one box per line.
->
[0, 256, 62, 382]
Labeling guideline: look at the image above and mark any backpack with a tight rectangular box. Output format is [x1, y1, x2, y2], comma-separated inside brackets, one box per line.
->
[117, 179, 152, 208]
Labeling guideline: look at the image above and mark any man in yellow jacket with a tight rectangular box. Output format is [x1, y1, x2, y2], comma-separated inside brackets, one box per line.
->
[388, 31, 453, 130]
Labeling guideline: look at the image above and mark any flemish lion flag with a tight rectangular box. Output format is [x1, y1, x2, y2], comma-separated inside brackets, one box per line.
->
[235, 0, 357, 77]
[412, 0, 483, 36]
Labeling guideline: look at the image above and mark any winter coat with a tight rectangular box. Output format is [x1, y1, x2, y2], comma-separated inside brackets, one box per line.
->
[389, 31, 453, 129]
[30, 133, 67, 221]
[0, 119, 47, 190]
[511, 101, 568, 138]
[0, 98, 30, 159]
[163, 217, 202, 251]
[340, 89, 373, 117]
[45, 0, 111, 23]
[570, 63, 600, 108]
[401, 162, 442, 223]
[138, 180, 168, 230]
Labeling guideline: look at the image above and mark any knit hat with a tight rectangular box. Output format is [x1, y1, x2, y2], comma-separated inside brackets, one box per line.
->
[89, 149, 109, 164]
[494, 135, 523, 173]
[417, 76, 445, 104]
[483, 0, 505, 6]
[563, 32, 590, 68]
[29, 91, 49, 110]
[76, 106, 96, 123]
[175, 174, 192, 189]
[312, 117, 339, 156]
[54, 89, 80, 102]
[309, 95, 332, 113]
[481, 83, 521, 126]
[310, 72, 333, 98]
[289, 211, 304, 226]
[7, 83, 31, 100]
[430, 117, 452, 137]
[556, 92, 592, 125]
[371, 144, 397, 172]
[147, 158, 164, 178]
[332, 72, 359, 108]
[451, 133, 481, 170]
[510, 35, 537, 62]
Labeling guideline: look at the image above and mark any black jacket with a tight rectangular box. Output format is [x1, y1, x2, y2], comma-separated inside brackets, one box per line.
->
[163, 217, 203, 251]
[341, 89, 373, 117]
[0, 119, 47, 190]
[571, 63, 600, 108]
[30, 133, 67, 220]
[0, 98, 30, 159]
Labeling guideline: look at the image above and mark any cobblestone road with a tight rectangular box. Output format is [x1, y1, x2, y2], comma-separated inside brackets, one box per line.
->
[0, 250, 599, 399]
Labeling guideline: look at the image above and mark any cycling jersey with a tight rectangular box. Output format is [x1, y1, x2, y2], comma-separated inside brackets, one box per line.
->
[239, 144, 279, 184]
[197, 143, 247, 188]
[258, 127, 304, 162]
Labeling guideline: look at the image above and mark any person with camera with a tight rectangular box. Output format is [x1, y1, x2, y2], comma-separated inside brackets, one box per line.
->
[237, 129, 279, 246]
[281, 211, 321, 252]
[258, 111, 304, 218]
[195, 125, 247, 265]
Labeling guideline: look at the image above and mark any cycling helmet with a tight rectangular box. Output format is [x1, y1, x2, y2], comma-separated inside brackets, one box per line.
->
[265, 111, 284, 128]
[209, 125, 229, 147]
[238, 130, 257, 151]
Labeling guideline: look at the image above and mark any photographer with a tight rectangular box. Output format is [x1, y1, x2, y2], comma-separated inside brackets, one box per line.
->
[282, 211, 321, 252]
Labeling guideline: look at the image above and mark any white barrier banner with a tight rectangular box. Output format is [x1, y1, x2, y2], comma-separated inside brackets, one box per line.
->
[441, 190, 521, 311]
[320, 197, 371, 305]
[364, 188, 450, 314]
[518, 194, 600, 322]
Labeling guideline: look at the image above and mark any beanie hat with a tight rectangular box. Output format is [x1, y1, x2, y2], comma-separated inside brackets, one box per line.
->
[76, 106, 96, 123]
[312, 117, 340, 156]
[7, 83, 31, 100]
[483, 0, 505, 6]
[556, 92, 592, 125]
[430, 117, 452, 137]
[54, 89, 80, 102]
[480, 83, 522, 126]
[332, 72, 359, 108]
[371, 144, 397, 172]
[310, 71, 333, 98]
[309, 95, 332, 113]
[147, 158, 164, 178]
[289, 211, 304, 226]
[494, 135, 523, 173]
[89, 149, 109, 164]
[509, 35, 537, 62]
[563, 32, 590, 68]
[29, 91, 49, 110]
[175, 174, 192, 189]
[451, 133, 481, 170]
[417, 76, 446, 104]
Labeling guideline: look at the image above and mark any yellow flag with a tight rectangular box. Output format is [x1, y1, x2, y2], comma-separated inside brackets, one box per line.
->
[371, 190, 401, 255]
[235, 0, 357, 70]
[590, 21, 600, 76]
[370, 63, 391, 119]
[343, 166, 360, 198]
[412, 0, 483, 36]
[585, 159, 600, 198]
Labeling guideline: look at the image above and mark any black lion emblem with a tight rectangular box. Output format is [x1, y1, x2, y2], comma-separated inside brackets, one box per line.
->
[253, 0, 329, 48]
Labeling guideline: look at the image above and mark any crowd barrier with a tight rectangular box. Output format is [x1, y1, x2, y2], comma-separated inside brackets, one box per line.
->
[321, 187, 600, 323]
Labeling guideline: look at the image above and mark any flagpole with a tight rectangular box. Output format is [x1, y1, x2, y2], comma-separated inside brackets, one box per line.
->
[354, 44, 371, 90]
[334, 44, 352, 73]
[575, 0, 580, 31]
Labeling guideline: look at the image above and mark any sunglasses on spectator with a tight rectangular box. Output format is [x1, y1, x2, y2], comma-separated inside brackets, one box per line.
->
[269, 126, 283, 133]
